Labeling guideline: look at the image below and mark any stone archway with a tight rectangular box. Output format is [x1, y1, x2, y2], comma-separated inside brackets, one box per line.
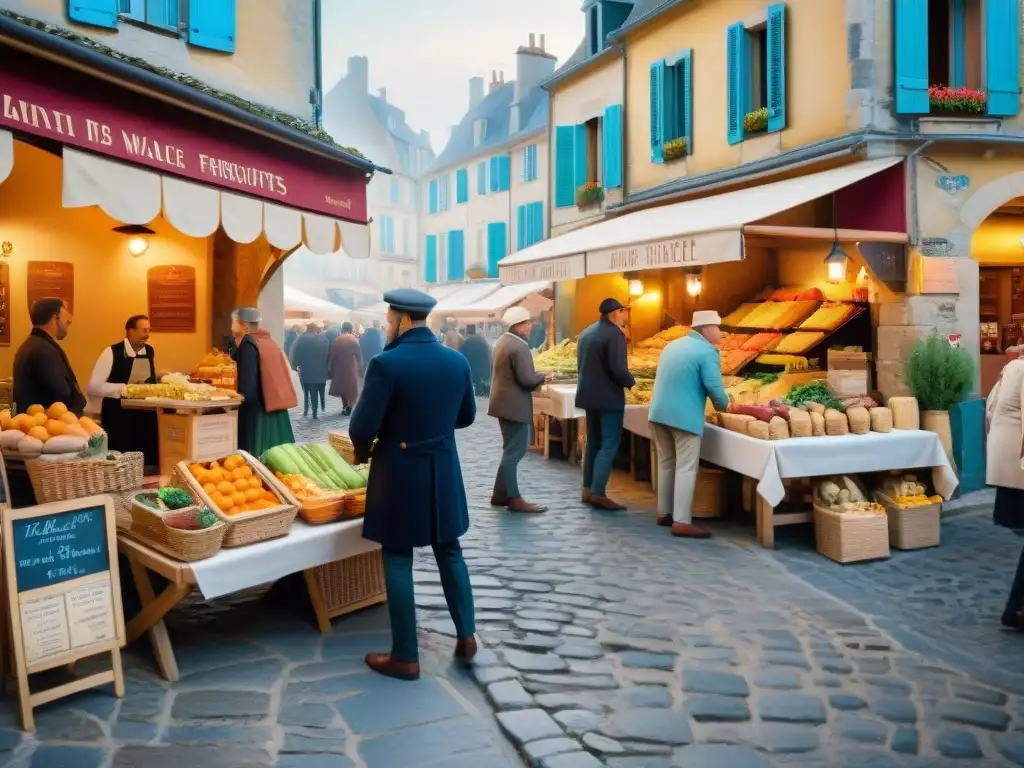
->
[957, 171, 1024, 231]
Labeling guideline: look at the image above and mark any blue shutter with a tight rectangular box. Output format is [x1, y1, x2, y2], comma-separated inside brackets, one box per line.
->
[649, 62, 666, 162]
[378, 217, 386, 253]
[477, 161, 487, 195]
[529, 145, 539, 181]
[680, 52, 693, 152]
[449, 231, 465, 280]
[147, 0, 178, 30]
[489, 157, 499, 192]
[390, 178, 400, 204]
[428, 179, 438, 214]
[68, 0, 119, 28]
[187, 0, 235, 53]
[554, 126, 576, 208]
[516, 205, 527, 250]
[986, 0, 1020, 116]
[574, 124, 588, 189]
[894, 0, 929, 114]
[726, 23, 745, 144]
[498, 155, 511, 191]
[456, 168, 469, 203]
[529, 202, 543, 245]
[603, 104, 623, 189]
[424, 235, 437, 283]
[487, 222, 507, 278]
[766, 4, 787, 132]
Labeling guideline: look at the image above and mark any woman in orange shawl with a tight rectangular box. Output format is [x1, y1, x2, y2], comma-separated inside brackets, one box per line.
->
[232, 308, 297, 456]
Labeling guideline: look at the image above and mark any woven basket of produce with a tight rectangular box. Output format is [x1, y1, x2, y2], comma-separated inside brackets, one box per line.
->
[813, 500, 890, 564]
[327, 431, 357, 464]
[310, 549, 386, 618]
[175, 451, 298, 547]
[875, 475, 942, 550]
[129, 489, 227, 561]
[27, 450, 144, 504]
[693, 467, 724, 518]
[344, 491, 367, 517]
[275, 472, 351, 525]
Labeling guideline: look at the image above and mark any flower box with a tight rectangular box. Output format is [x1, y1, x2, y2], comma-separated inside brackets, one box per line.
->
[663, 137, 688, 161]
[928, 85, 986, 115]
[743, 107, 768, 134]
[576, 182, 604, 208]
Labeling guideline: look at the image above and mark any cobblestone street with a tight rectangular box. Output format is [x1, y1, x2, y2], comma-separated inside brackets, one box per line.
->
[2, 396, 1023, 767]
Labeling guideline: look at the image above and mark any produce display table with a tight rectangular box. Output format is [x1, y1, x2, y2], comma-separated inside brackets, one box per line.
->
[698, 424, 959, 547]
[121, 398, 242, 477]
[533, 384, 584, 461]
[118, 518, 383, 681]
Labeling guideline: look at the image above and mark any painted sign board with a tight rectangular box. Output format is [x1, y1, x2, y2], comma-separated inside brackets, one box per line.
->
[585, 230, 744, 276]
[499, 254, 587, 286]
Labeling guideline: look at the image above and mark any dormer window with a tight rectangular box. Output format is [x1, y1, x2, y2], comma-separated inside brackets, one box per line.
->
[585, 0, 633, 57]
[473, 119, 486, 147]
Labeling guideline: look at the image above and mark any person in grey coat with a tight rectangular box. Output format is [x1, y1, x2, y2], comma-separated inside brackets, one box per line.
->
[488, 307, 548, 513]
[289, 323, 330, 418]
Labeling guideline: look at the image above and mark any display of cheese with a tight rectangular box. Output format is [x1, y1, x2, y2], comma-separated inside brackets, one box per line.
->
[125, 379, 235, 402]
[718, 333, 752, 351]
[722, 303, 759, 327]
[774, 332, 826, 355]
[194, 351, 237, 389]
[888, 397, 920, 430]
[635, 325, 689, 350]
[869, 407, 893, 433]
[740, 333, 784, 352]
[799, 302, 856, 331]
[755, 354, 809, 370]
[0, 403, 104, 456]
[719, 350, 755, 375]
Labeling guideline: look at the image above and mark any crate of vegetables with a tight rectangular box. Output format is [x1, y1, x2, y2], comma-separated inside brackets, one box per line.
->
[130, 488, 227, 561]
[261, 443, 369, 494]
[175, 451, 299, 547]
[274, 473, 353, 525]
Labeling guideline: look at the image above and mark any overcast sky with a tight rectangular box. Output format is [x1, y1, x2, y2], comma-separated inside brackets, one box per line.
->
[321, 0, 583, 153]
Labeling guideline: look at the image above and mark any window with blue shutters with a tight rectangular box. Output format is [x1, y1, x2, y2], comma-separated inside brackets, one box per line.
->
[456, 169, 469, 204]
[985, 0, 1020, 116]
[554, 126, 576, 208]
[726, 5, 787, 142]
[448, 231, 465, 280]
[477, 161, 487, 195]
[119, 0, 178, 31]
[489, 156, 511, 192]
[486, 222, 507, 278]
[428, 179, 438, 214]
[69, 0, 119, 28]
[516, 203, 545, 250]
[438, 174, 450, 211]
[424, 235, 438, 283]
[521, 145, 539, 183]
[379, 215, 396, 254]
[575, 122, 591, 187]
[187, 0, 235, 53]
[649, 51, 692, 162]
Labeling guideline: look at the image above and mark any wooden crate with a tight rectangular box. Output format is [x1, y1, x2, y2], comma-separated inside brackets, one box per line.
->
[157, 409, 238, 476]
[874, 492, 941, 550]
[813, 503, 890, 564]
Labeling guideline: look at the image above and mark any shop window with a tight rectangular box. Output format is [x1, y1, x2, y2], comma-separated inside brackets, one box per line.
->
[649, 52, 692, 163]
[726, 4, 786, 145]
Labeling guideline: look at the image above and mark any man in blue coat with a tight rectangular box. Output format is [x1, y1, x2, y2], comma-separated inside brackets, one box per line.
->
[349, 288, 478, 680]
[648, 310, 731, 538]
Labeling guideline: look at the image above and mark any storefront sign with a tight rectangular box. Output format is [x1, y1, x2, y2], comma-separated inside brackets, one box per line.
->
[26, 262, 73, 314]
[0, 51, 366, 222]
[586, 230, 744, 276]
[919, 256, 960, 294]
[499, 254, 586, 286]
[147, 266, 196, 333]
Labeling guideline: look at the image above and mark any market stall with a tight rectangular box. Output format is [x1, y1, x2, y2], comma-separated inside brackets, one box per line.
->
[283, 286, 353, 325]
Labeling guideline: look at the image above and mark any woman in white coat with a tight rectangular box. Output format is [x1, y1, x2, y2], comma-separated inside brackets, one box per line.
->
[985, 350, 1024, 631]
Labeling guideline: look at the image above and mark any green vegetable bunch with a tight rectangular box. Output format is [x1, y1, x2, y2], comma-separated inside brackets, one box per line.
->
[782, 380, 846, 411]
[904, 333, 975, 411]
[157, 487, 194, 510]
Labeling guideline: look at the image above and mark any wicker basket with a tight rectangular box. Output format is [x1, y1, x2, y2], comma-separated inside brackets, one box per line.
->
[310, 549, 386, 617]
[298, 495, 349, 525]
[693, 467, 724, 518]
[114, 488, 143, 529]
[813, 503, 890, 564]
[344, 491, 366, 517]
[874, 492, 941, 550]
[128, 492, 227, 561]
[327, 431, 356, 464]
[173, 451, 298, 547]
[26, 451, 144, 504]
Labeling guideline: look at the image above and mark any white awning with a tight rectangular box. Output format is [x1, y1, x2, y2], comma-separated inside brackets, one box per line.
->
[444, 281, 553, 321]
[427, 284, 467, 301]
[48, 146, 365, 257]
[429, 281, 503, 317]
[283, 286, 351, 321]
[498, 157, 904, 285]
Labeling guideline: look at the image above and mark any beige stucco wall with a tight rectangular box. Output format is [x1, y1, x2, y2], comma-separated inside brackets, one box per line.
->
[548, 56, 625, 236]
[622, 0, 848, 194]
[6, 0, 316, 119]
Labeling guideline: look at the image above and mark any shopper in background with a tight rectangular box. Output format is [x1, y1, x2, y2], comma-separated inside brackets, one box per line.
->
[349, 288, 477, 681]
[324, 324, 341, 346]
[575, 298, 635, 510]
[359, 320, 385, 367]
[328, 322, 363, 416]
[460, 325, 492, 396]
[488, 306, 547, 513]
[443, 319, 463, 351]
[232, 307, 296, 456]
[985, 352, 1024, 631]
[13, 297, 87, 416]
[284, 325, 299, 358]
[648, 310, 731, 539]
[289, 322, 330, 419]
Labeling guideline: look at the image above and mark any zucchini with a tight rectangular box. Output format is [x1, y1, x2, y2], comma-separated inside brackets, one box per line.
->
[296, 444, 345, 489]
[262, 445, 300, 475]
[309, 443, 365, 489]
[286, 443, 342, 489]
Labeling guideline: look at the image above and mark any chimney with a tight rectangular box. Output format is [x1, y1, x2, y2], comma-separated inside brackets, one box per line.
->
[378, 87, 387, 101]
[489, 69, 506, 94]
[347, 56, 369, 95]
[514, 33, 557, 105]
[469, 76, 485, 110]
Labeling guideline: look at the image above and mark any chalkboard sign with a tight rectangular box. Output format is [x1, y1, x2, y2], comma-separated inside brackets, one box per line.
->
[12, 506, 108, 593]
[2, 494, 124, 732]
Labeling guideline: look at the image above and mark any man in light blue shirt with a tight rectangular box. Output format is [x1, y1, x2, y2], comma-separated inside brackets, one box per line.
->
[647, 310, 731, 538]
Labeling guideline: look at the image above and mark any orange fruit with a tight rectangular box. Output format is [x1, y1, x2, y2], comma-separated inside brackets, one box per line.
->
[202, 482, 217, 496]
[244, 487, 262, 502]
[28, 426, 50, 443]
[59, 412, 78, 424]
[233, 478, 248, 491]
[26, 404, 45, 416]
[217, 493, 234, 510]
[231, 467, 247, 481]
[46, 402, 68, 420]
[216, 480, 235, 496]
[223, 456, 239, 471]
[44, 419, 67, 436]
[263, 490, 278, 502]
[208, 460, 220, 470]
[247, 477, 263, 490]
[240, 465, 253, 478]
[230, 491, 246, 507]
[189, 463, 204, 478]
[32, 413, 47, 427]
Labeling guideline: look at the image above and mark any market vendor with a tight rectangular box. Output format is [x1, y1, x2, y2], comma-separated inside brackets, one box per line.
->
[13, 297, 87, 416]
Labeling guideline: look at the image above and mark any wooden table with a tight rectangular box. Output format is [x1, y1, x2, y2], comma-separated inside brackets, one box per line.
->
[121, 398, 242, 477]
[117, 524, 386, 681]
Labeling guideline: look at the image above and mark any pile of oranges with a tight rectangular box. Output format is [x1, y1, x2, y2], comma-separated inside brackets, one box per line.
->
[188, 455, 280, 515]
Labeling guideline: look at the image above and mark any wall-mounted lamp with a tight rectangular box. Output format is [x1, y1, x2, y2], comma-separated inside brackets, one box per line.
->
[625, 270, 644, 297]
[113, 224, 155, 257]
[685, 270, 702, 298]
[824, 193, 847, 284]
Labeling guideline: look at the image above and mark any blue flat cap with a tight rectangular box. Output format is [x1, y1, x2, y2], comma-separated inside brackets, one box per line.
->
[384, 288, 437, 314]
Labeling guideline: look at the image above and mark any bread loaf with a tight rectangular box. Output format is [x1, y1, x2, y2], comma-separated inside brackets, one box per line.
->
[869, 407, 893, 433]
[768, 416, 790, 440]
[720, 413, 756, 433]
[888, 396, 920, 430]
[804, 402, 826, 415]
[788, 409, 812, 438]
[809, 411, 826, 436]
[747, 420, 771, 440]
[824, 408, 849, 436]
[846, 406, 870, 435]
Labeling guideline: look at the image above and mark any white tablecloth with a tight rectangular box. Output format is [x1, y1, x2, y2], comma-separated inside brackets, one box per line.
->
[191, 519, 378, 599]
[623, 405, 651, 437]
[699, 423, 959, 507]
[538, 384, 584, 420]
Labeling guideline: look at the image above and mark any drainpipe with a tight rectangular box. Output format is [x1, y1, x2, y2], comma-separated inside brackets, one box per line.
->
[906, 138, 934, 245]
[312, 0, 324, 127]
[619, 42, 628, 199]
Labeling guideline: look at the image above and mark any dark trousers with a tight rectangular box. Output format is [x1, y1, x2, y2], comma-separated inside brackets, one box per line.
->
[1006, 531, 1024, 622]
[583, 409, 625, 496]
[493, 419, 529, 499]
[383, 540, 475, 662]
[302, 383, 326, 416]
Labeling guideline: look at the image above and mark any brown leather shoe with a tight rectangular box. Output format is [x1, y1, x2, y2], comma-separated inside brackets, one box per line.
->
[506, 497, 547, 513]
[365, 652, 420, 680]
[588, 494, 626, 511]
[454, 636, 478, 661]
[671, 522, 712, 539]
[581, 489, 591, 503]
[656, 513, 672, 527]
[490, 494, 509, 506]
